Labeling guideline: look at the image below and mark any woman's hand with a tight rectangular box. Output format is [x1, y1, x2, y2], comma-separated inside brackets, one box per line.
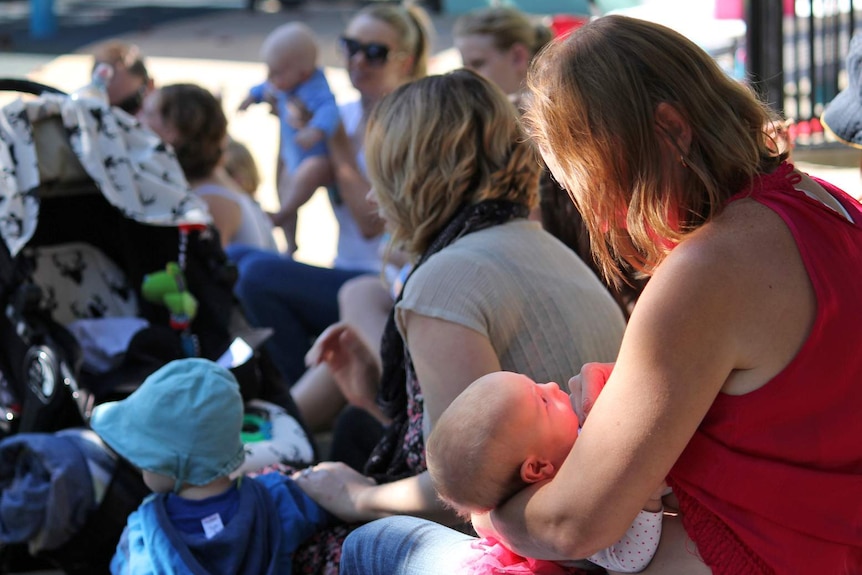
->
[305, 322, 384, 419]
[471, 512, 500, 540]
[292, 462, 378, 523]
[295, 126, 325, 150]
[567, 362, 614, 424]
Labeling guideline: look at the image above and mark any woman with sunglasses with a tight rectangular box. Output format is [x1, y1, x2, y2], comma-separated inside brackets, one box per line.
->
[287, 68, 625, 575]
[230, 2, 431, 393]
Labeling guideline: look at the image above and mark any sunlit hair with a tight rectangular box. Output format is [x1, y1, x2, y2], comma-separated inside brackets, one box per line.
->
[91, 40, 149, 81]
[365, 69, 540, 256]
[426, 381, 525, 518]
[453, 6, 552, 57]
[224, 138, 261, 198]
[354, 1, 433, 80]
[525, 15, 782, 285]
[154, 84, 226, 182]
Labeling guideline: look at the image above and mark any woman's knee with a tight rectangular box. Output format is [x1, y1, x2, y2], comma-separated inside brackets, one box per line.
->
[337, 274, 383, 310]
[233, 254, 293, 302]
[341, 516, 478, 575]
[341, 516, 426, 574]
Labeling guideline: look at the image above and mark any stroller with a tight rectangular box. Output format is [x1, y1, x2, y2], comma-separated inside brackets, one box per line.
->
[0, 79, 316, 573]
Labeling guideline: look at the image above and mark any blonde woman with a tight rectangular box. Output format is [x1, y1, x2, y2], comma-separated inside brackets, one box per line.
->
[453, 6, 551, 99]
[231, 3, 432, 389]
[289, 69, 627, 574]
[455, 6, 644, 315]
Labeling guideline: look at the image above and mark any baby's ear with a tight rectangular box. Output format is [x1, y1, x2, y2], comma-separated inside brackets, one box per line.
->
[520, 457, 556, 484]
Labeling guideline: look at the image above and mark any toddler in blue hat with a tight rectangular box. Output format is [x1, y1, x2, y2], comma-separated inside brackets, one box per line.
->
[90, 358, 329, 575]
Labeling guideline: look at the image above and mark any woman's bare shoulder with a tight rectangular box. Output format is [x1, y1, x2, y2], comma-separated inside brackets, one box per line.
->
[646, 196, 815, 393]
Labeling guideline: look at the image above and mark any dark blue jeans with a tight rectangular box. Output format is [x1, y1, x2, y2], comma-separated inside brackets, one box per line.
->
[228, 245, 368, 385]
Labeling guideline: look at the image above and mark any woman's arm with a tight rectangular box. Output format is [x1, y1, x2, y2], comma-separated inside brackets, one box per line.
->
[198, 193, 241, 248]
[401, 312, 502, 427]
[488, 200, 815, 560]
[296, 463, 460, 525]
[328, 124, 384, 239]
[296, 313, 503, 524]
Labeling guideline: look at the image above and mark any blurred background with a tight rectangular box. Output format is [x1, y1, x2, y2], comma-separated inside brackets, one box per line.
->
[2, 0, 860, 264]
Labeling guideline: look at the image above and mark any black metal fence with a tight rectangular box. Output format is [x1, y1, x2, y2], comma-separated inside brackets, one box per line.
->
[747, 0, 857, 147]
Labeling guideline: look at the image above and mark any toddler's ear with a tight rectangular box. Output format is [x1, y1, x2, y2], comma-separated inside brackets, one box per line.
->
[520, 457, 556, 484]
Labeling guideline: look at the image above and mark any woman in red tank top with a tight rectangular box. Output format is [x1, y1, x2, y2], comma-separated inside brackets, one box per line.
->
[480, 15, 862, 575]
[337, 14, 862, 575]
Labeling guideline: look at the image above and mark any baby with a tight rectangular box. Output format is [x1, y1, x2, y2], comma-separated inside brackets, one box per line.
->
[427, 371, 664, 574]
[239, 21, 339, 255]
[90, 358, 329, 574]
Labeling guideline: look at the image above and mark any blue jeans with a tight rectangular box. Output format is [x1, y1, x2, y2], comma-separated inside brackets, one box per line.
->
[228, 245, 369, 384]
[340, 516, 482, 575]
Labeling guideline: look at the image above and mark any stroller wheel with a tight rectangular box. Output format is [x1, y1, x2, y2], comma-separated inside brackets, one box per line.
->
[19, 344, 85, 433]
[25, 345, 58, 404]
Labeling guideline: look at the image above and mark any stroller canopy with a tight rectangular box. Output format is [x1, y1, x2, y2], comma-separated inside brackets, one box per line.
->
[0, 93, 211, 257]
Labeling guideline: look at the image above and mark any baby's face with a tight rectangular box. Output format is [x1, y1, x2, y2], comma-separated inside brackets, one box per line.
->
[142, 469, 175, 493]
[500, 374, 580, 464]
[267, 53, 308, 93]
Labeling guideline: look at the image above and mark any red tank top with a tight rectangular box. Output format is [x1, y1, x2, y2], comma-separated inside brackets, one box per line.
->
[668, 163, 862, 574]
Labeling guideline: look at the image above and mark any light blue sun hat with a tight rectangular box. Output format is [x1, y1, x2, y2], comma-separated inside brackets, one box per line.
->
[90, 358, 245, 492]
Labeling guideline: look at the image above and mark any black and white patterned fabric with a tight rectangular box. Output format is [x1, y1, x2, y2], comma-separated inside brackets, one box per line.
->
[0, 94, 211, 257]
[28, 241, 139, 326]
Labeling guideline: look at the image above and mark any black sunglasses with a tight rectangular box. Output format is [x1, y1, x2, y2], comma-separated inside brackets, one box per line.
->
[339, 36, 392, 66]
[116, 84, 147, 115]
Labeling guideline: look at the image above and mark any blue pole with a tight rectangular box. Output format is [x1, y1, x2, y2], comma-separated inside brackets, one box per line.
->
[30, 0, 58, 39]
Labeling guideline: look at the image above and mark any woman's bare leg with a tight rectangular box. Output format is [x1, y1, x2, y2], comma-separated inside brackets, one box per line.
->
[291, 275, 393, 432]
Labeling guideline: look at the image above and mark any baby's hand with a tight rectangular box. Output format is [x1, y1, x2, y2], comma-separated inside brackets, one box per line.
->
[237, 94, 255, 112]
[295, 126, 325, 150]
[644, 480, 668, 513]
[568, 362, 614, 423]
[286, 97, 312, 129]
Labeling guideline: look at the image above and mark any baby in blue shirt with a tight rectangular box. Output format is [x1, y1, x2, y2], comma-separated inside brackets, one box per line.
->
[240, 22, 339, 254]
[91, 358, 329, 574]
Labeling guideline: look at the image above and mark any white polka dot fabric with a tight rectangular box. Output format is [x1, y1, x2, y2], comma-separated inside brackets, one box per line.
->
[578, 508, 663, 573]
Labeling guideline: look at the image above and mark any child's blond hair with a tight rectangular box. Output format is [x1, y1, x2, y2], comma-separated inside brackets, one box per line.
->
[224, 138, 261, 198]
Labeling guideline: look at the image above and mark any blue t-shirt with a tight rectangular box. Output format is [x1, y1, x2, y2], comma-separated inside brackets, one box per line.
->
[249, 68, 339, 172]
[164, 483, 241, 535]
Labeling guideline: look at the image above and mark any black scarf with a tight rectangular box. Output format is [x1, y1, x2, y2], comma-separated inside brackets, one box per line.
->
[364, 199, 530, 483]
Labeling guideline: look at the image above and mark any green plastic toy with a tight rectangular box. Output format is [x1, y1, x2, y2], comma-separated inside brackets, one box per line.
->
[141, 262, 198, 331]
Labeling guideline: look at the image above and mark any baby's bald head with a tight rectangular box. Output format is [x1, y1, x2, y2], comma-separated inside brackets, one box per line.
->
[262, 22, 318, 73]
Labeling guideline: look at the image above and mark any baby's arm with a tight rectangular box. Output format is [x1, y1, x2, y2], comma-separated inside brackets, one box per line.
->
[238, 81, 269, 111]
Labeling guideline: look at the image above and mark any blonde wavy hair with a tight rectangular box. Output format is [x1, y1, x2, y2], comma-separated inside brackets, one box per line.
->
[365, 69, 540, 256]
[453, 6, 552, 57]
[525, 15, 783, 285]
[356, 2, 433, 81]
